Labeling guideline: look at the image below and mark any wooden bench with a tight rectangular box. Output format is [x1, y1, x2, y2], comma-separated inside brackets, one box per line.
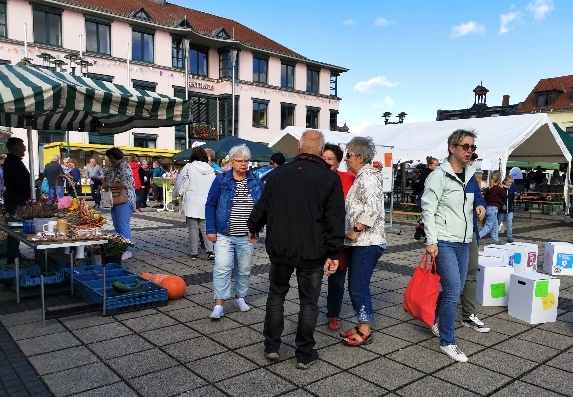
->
[388, 209, 422, 220]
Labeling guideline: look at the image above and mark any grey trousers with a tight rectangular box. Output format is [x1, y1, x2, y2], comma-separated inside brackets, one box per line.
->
[187, 217, 213, 255]
[460, 233, 478, 318]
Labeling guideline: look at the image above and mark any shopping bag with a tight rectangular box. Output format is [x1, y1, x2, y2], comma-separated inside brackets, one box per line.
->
[41, 178, 49, 195]
[100, 189, 114, 208]
[403, 254, 440, 327]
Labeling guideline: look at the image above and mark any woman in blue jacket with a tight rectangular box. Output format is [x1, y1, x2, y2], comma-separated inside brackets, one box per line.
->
[205, 144, 263, 319]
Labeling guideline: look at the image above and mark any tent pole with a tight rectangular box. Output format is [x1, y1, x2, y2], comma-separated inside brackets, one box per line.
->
[27, 125, 36, 200]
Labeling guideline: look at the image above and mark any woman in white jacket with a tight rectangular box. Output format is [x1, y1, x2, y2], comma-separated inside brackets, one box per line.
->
[173, 146, 216, 260]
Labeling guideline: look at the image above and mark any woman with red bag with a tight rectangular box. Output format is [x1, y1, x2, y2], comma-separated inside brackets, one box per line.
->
[322, 143, 356, 332]
[421, 129, 485, 362]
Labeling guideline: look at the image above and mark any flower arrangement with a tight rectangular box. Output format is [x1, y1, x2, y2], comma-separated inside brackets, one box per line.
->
[190, 124, 218, 140]
[14, 198, 59, 220]
[102, 234, 134, 257]
[58, 197, 106, 228]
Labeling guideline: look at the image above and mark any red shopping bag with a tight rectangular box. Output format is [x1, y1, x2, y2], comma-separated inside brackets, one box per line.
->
[403, 254, 440, 327]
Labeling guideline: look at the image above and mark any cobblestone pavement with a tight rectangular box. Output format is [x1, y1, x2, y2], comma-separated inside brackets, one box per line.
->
[1, 208, 573, 397]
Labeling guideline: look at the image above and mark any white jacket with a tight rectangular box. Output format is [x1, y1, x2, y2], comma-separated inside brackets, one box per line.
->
[173, 161, 215, 219]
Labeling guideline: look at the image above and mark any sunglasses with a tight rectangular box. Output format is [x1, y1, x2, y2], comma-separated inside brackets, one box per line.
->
[345, 152, 360, 159]
[454, 144, 477, 152]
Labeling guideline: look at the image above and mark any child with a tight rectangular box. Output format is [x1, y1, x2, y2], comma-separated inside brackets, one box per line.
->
[413, 215, 425, 243]
[498, 175, 517, 243]
[479, 173, 507, 244]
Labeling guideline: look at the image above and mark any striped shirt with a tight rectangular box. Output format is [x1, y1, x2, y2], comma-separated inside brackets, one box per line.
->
[228, 179, 254, 236]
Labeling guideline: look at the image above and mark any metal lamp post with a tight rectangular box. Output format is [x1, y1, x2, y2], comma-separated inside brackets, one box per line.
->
[382, 111, 407, 125]
[183, 38, 191, 149]
[230, 48, 238, 137]
[64, 52, 80, 75]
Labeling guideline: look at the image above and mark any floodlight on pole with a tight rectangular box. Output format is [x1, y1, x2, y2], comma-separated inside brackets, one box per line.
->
[231, 48, 238, 137]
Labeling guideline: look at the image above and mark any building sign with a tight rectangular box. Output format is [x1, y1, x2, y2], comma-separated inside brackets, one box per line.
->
[188, 80, 214, 90]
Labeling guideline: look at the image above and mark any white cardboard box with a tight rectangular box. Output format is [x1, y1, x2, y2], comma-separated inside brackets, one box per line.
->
[484, 245, 516, 267]
[508, 272, 560, 324]
[543, 242, 573, 276]
[477, 263, 514, 306]
[507, 242, 539, 273]
[478, 252, 505, 265]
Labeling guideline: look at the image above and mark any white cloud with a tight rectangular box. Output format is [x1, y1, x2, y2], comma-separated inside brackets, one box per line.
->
[374, 18, 393, 27]
[450, 21, 485, 38]
[499, 11, 522, 35]
[372, 97, 395, 109]
[353, 76, 398, 93]
[527, 0, 554, 20]
[343, 19, 356, 26]
[345, 120, 372, 134]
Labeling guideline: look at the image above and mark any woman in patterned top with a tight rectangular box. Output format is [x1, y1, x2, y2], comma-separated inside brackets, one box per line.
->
[102, 147, 136, 261]
[205, 144, 263, 319]
[340, 136, 386, 347]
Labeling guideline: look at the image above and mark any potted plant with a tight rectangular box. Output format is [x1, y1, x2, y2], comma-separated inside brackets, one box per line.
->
[190, 124, 218, 140]
[14, 199, 39, 234]
[102, 234, 134, 265]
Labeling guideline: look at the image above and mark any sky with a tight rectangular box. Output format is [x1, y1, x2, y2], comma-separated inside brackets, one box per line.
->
[181, 0, 571, 133]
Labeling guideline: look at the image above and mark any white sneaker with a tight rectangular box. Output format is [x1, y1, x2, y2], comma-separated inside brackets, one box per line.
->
[440, 344, 468, 362]
[462, 314, 491, 333]
[210, 305, 224, 319]
[498, 222, 503, 232]
[233, 298, 251, 312]
[431, 323, 440, 337]
[121, 251, 133, 260]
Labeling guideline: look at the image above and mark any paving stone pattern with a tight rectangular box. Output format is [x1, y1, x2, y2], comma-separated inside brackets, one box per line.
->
[1, 209, 573, 396]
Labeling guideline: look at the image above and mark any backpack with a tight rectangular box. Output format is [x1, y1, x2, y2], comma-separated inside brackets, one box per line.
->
[41, 178, 49, 195]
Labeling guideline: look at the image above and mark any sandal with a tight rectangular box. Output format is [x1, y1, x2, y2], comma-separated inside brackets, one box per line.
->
[342, 329, 372, 347]
[340, 326, 360, 338]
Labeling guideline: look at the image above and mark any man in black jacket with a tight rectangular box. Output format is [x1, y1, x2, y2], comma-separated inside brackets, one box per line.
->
[44, 154, 64, 199]
[4, 137, 31, 263]
[247, 130, 345, 369]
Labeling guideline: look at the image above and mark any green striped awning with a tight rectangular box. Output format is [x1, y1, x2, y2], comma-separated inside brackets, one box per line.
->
[0, 65, 191, 134]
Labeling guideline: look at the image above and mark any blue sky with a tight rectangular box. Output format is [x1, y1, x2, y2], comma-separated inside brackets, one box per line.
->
[184, 0, 570, 133]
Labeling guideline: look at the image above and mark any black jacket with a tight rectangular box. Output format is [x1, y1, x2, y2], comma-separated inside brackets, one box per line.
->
[3, 153, 31, 213]
[44, 161, 64, 187]
[247, 153, 345, 269]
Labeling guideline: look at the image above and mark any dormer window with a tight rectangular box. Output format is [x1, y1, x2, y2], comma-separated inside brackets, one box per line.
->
[130, 7, 153, 22]
[535, 91, 556, 108]
[212, 27, 230, 40]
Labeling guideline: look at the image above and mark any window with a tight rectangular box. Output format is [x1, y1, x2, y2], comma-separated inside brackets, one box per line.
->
[38, 130, 65, 145]
[281, 62, 295, 88]
[219, 49, 238, 79]
[566, 127, 573, 138]
[134, 134, 156, 148]
[329, 110, 338, 131]
[175, 137, 186, 151]
[307, 68, 319, 93]
[330, 73, 338, 97]
[252, 100, 268, 128]
[132, 28, 154, 62]
[281, 103, 295, 129]
[172, 38, 184, 68]
[85, 19, 110, 55]
[306, 107, 320, 129]
[535, 92, 555, 108]
[89, 132, 114, 145]
[253, 56, 268, 84]
[190, 46, 208, 76]
[33, 6, 62, 46]
[0, 1, 6, 38]
[132, 80, 156, 92]
[85, 73, 113, 82]
[219, 96, 238, 138]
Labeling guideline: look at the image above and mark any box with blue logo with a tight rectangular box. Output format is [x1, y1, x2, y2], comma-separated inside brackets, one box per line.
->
[543, 242, 573, 276]
[507, 242, 538, 273]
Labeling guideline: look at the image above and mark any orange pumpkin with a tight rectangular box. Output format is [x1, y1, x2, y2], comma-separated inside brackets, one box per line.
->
[159, 276, 187, 299]
[149, 273, 169, 284]
[140, 272, 153, 280]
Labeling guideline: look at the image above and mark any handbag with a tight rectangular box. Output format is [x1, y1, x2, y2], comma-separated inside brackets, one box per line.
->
[100, 189, 113, 208]
[111, 186, 128, 206]
[403, 254, 441, 327]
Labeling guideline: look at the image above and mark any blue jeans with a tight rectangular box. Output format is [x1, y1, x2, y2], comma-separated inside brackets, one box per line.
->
[264, 263, 323, 364]
[90, 183, 101, 206]
[497, 211, 514, 239]
[111, 203, 133, 248]
[326, 268, 347, 319]
[435, 241, 469, 346]
[479, 206, 499, 243]
[212, 234, 254, 300]
[49, 186, 64, 199]
[347, 245, 384, 324]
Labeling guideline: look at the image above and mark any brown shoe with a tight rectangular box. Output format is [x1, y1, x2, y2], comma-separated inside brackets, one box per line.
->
[329, 317, 341, 331]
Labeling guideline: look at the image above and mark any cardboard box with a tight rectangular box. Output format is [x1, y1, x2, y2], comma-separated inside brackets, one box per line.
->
[476, 263, 514, 306]
[507, 242, 539, 273]
[478, 252, 505, 266]
[508, 272, 560, 324]
[543, 242, 573, 276]
[484, 245, 516, 267]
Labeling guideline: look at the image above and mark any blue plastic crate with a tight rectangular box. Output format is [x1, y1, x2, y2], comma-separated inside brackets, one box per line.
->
[70, 268, 134, 283]
[77, 275, 143, 303]
[0, 265, 41, 280]
[20, 271, 65, 287]
[63, 263, 123, 277]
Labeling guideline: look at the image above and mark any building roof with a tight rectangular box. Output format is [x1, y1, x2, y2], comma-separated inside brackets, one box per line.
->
[51, 0, 347, 71]
[518, 75, 573, 113]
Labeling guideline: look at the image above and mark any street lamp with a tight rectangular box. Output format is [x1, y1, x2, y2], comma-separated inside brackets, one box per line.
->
[64, 52, 81, 75]
[183, 38, 191, 149]
[37, 52, 55, 67]
[79, 59, 93, 76]
[51, 59, 67, 73]
[230, 48, 238, 137]
[382, 111, 407, 125]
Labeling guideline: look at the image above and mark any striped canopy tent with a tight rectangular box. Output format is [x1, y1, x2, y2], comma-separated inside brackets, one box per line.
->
[0, 64, 191, 198]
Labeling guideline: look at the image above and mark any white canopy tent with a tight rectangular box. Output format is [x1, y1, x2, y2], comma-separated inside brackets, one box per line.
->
[268, 126, 355, 157]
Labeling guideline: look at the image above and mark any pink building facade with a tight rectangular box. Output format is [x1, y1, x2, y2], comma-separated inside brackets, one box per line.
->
[0, 0, 347, 176]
